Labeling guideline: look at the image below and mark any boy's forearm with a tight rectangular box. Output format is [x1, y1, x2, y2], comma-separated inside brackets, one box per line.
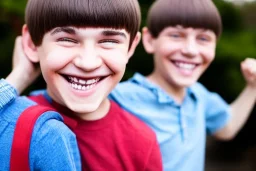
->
[6, 68, 31, 94]
[214, 85, 256, 140]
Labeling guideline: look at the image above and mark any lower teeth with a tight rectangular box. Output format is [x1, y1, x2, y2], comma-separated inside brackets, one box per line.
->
[71, 83, 95, 90]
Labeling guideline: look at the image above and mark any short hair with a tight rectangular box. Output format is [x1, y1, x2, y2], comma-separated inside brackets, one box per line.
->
[147, 0, 222, 38]
[25, 0, 141, 46]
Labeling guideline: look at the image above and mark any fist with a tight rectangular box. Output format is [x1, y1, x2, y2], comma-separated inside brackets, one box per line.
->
[241, 58, 256, 87]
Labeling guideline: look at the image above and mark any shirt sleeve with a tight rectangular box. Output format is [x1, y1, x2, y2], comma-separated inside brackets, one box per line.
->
[144, 138, 163, 171]
[205, 92, 231, 135]
[0, 79, 18, 109]
[29, 111, 81, 171]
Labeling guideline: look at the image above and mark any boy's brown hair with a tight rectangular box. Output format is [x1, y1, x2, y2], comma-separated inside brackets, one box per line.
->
[147, 0, 222, 38]
[25, 0, 141, 47]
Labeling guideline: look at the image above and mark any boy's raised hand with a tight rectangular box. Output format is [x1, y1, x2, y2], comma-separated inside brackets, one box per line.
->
[241, 58, 256, 88]
[6, 36, 41, 94]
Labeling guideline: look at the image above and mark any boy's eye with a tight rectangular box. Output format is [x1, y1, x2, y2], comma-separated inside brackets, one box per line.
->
[197, 35, 210, 42]
[169, 33, 182, 39]
[57, 37, 78, 43]
[100, 39, 119, 44]
[99, 39, 119, 48]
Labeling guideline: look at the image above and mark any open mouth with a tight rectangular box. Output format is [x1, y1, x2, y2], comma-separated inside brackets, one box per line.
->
[62, 75, 107, 91]
[171, 61, 198, 71]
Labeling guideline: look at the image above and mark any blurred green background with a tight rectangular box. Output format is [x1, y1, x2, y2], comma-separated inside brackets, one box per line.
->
[1, 0, 256, 102]
[0, 0, 256, 170]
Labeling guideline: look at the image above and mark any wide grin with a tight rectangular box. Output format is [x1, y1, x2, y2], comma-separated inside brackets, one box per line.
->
[172, 61, 197, 71]
[67, 76, 101, 91]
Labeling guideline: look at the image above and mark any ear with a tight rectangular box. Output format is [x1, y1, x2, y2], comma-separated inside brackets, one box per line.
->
[22, 25, 40, 63]
[127, 31, 141, 59]
[142, 27, 155, 54]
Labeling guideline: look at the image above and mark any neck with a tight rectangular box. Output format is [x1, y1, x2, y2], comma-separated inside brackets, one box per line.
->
[47, 88, 111, 121]
[147, 72, 186, 104]
[79, 99, 110, 121]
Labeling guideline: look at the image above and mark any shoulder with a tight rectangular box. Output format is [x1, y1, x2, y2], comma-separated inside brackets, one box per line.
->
[2, 96, 71, 138]
[0, 96, 37, 122]
[29, 111, 80, 170]
[112, 73, 151, 95]
[190, 82, 226, 103]
[190, 82, 210, 95]
[111, 80, 145, 97]
[110, 75, 156, 105]
[1, 95, 72, 140]
[0, 97, 79, 169]
[190, 82, 223, 102]
[1, 96, 62, 122]
[112, 101, 157, 142]
[31, 110, 75, 144]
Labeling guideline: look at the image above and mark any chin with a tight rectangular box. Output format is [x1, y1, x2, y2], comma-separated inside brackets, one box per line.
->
[174, 79, 198, 88]
[68, 102, 100, 114]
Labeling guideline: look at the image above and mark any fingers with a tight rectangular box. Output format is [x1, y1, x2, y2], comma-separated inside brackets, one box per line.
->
[12, 36, 25, 68]
[241, 58, 256, 86]
[241, 58, 256, 75]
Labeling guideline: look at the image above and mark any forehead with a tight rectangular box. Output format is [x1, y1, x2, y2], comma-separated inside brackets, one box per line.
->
[161, 25, 216, 35]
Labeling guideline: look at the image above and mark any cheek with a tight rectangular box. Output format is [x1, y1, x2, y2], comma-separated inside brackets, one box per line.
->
[102, 50, 129, 74]
[155, 40, 180, 58]
[41, 48, 75, 71]
[202, 48, 215, 63]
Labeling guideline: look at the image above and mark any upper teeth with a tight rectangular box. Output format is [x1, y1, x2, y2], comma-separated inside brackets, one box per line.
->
[175, 62, 196, 70]
[69, 76, 100, 85]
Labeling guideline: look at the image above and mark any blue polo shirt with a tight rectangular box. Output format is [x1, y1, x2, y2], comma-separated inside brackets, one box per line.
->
[109, 73, 231, 171]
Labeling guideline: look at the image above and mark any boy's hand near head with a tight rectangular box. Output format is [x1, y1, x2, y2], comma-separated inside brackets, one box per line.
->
[6, 36, 40, 94]
[241, 58, 256, 88]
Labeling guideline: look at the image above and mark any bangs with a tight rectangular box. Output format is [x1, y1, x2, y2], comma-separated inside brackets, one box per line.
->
[147, 0, 222, 38]
[26, 0, 140, 45]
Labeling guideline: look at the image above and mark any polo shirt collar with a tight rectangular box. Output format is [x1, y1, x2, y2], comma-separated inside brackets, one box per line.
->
[130, 72, 197, 104]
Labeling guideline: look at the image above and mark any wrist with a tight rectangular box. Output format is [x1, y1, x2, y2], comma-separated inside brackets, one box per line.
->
[0, 79, 18, 108]
[245, 84, 256, 100]
[6, 68, 28, 94]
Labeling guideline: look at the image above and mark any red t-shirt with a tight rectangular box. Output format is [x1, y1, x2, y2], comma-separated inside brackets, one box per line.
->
[30, 95, 163, 171]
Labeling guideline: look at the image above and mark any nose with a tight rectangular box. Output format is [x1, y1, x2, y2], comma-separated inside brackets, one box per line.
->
[73, 43, 102, 71]
[181, 37, 199, 57]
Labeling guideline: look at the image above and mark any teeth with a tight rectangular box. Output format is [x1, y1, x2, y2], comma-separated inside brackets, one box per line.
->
[79, 79, 86, 84]
[68, 76, 101, 91]
[71, 83, 97, 91]
[68, 76, 100, 91]
[87, 79, 95, 84]
[82, 86, 86, 91]
[175, 62, 196, 70]
[74, 77, 78, 82]
[77, 84, 80, 89]
[69, 76, 100, 85]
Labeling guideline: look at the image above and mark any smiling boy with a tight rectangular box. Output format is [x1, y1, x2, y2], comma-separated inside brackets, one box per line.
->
[109, 0, 256, 170]
[1, 0, 162, 170]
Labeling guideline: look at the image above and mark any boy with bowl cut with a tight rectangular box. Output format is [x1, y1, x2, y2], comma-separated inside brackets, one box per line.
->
[110, 0, 256, 170]
[1, 0, 163, 170]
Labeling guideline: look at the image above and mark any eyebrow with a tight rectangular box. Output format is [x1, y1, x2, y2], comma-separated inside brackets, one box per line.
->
[51, 27, 76, 35]
[102, 30, 127, 39]
[50, 27, 127, 39]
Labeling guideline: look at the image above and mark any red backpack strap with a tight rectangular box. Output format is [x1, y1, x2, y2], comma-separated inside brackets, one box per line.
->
[10, 105, 55, 171]
[29, 95, 78, 129]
